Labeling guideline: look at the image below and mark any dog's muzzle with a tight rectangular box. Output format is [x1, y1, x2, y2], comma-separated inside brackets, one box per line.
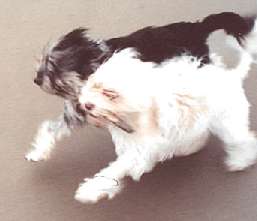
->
[34, 77, 43, 86]
[81, 103, 134, 133]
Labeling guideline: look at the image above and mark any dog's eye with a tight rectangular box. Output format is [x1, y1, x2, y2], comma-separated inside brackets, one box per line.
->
[102, 89, 119, 100]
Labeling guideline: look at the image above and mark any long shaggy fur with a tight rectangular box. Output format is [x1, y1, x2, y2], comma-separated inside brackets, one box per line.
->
[26, 12, 257, 203]
[76, 22, 257, 203]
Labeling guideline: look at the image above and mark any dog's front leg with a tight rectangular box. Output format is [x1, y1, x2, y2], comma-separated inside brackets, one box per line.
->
[25, 115, 71, 161]
[75, 150, 146, 204]
[26, 100, 86, 162]
[75, 146, 157, 204]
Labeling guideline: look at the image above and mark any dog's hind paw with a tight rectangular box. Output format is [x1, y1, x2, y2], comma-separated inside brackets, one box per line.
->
[226, 157, 256, 171]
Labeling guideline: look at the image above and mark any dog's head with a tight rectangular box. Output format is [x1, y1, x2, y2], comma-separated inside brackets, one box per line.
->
[34, 28, 106, 101]
[79, 79, 135, 133]
[79, 49, 158, 133]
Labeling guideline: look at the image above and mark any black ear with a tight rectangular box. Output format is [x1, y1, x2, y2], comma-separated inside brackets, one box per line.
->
[55, 28, 89, 50]
[48, 27, 102, 77]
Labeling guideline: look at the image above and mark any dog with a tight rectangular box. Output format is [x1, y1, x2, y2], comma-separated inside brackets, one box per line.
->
[77, 22, 257, 203]
[26, 12, 256, 203]
[26, 12, 254, 162]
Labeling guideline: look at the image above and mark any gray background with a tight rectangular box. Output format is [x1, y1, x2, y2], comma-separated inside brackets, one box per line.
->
[1, 1, 257, 220]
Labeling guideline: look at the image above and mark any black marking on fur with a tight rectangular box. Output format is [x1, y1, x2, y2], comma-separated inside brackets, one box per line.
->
[106, 12, 253, 64]
[52, 28, 103, 79]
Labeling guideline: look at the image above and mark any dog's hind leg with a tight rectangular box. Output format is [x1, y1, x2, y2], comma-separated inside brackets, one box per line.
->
[26, 101, 86, 161]
[210, 98, 257, 171]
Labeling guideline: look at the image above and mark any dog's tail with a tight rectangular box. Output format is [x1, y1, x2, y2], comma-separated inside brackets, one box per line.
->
[202, 12, 255, 45]
[226, 15, 257, 80]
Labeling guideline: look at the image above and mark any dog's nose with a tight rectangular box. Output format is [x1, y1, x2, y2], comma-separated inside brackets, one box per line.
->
[84, 103, 95, 111]
[34, 77, 43, 86]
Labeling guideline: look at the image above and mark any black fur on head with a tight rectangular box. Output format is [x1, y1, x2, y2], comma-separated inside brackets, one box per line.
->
[34, 28, 106, 100]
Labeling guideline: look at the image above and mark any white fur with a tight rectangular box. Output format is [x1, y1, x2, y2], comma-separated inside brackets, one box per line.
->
[75, 176, 122, 203]
[26, 100, 86, 161]
[26, 115, 71, 161]
[77, 22, 257, 203]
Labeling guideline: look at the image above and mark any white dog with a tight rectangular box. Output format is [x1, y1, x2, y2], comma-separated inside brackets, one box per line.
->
[77, 25, 257, 203]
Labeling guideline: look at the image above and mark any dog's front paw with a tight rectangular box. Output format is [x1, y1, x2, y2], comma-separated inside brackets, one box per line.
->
[25, 150, 48, 162]
[74, 176, 122, 204]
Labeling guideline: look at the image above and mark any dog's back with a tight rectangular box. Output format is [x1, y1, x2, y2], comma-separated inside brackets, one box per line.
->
[106, 12, 254, 64]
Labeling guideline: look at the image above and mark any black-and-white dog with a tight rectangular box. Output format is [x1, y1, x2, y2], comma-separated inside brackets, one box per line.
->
[26, 12, 255, 202]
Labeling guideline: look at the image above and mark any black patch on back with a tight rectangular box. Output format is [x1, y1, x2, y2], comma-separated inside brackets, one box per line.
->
[52, 28, 103, 79]
[106, 12, 254, 64]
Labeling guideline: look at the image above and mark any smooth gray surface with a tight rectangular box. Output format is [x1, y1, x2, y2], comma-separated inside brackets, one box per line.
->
[1, 1, 257, 220]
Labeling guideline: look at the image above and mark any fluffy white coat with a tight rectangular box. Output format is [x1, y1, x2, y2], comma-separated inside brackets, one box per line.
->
[77, 29, 257, 203]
